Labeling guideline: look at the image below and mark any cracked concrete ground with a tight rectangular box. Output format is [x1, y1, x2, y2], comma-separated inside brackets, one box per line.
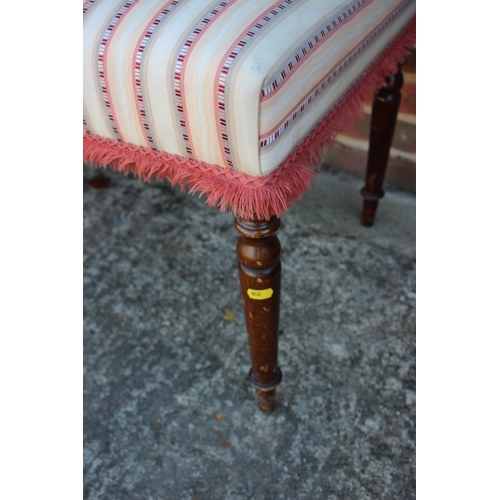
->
[83, 164, 416, 500]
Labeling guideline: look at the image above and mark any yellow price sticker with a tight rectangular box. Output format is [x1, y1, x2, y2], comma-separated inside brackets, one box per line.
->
[247, 288, 273, 300]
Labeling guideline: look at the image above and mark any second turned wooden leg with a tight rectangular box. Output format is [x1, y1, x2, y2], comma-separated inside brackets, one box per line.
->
[235, 216, 282, 413]
[361, 65, 403, 227]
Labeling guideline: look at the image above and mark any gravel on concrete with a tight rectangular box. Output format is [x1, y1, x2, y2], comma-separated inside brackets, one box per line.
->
[83, 164, 416, 500]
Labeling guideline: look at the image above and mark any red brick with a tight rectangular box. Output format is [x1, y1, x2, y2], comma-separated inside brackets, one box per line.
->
[402, 47, 416, 74]
[321, 142, 416, 192]
[341, 113, 371, 141]
[399, 83, 416, 116]
[340, 115, 415, 154]
[392, 120, 415, 153]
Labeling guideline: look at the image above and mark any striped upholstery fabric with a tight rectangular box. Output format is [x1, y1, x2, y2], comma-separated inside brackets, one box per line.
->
[83, 0, 415, 179]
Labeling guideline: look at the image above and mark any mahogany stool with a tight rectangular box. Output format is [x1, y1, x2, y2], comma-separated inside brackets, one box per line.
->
[83, 0, 416, 412]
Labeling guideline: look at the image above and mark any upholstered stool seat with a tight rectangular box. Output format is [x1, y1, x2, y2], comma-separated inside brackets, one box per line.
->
[83, 0, 416, 411]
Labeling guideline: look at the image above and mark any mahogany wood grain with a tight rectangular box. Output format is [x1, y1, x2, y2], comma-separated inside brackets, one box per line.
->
[234, 216, 282, 412]
[361, 65, 404, 227]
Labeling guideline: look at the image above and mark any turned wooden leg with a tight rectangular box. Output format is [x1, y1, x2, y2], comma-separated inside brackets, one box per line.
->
[235, 216, 282, 413]
[361, 65, 403, 227]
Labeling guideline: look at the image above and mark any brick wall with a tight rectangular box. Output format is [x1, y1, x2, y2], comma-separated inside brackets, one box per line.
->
[321, 48, 416, 192]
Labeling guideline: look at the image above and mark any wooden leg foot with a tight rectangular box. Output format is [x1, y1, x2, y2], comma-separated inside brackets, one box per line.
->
[249, 367, 282, 412]
[235, 216, 282, 412]
[256, 389, 276, 413]
[361, 66, 403, 226]
[361, 192, 384, 228]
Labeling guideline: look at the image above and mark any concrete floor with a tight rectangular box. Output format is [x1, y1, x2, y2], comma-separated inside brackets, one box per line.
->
[83, 164, 416, 500]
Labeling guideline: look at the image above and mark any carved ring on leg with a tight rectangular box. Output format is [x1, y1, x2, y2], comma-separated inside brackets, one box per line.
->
[249, 367, 282, 413]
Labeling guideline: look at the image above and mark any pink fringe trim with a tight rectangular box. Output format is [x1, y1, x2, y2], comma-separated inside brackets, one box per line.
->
[84, 17, 415, 220]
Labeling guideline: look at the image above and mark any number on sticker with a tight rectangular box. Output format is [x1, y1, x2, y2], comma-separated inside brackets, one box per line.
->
[247, 288, 273, 300]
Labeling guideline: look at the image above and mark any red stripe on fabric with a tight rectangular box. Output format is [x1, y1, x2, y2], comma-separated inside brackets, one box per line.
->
[259, 0, 411, 143]
[84, 17, 415, 220]
[98, 1, 138, 140]
[175, 0, 234, 159]
[213, 0, 291, 170]
[132, 1, 181, 148]
[83, 0, 97, 15]
[260, 0, 373, 103]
